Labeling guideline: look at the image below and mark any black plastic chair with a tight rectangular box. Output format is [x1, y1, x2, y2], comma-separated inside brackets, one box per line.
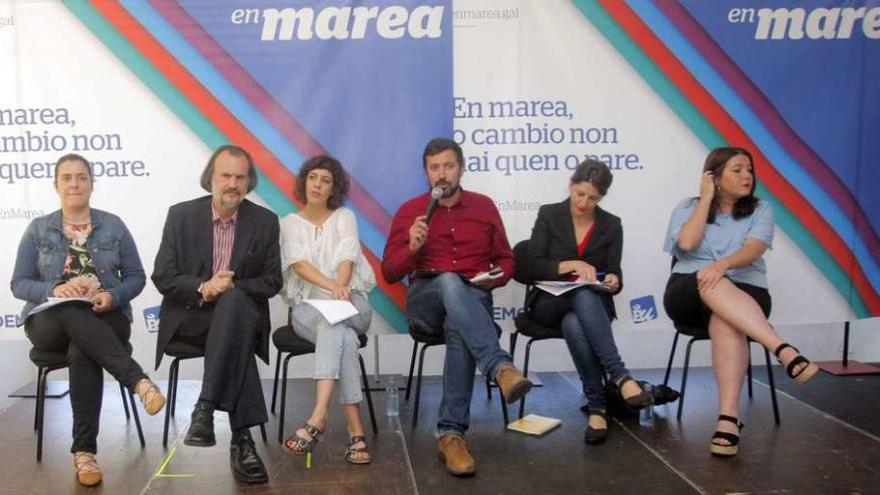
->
[269, 308, 377, 444]
[662, 321, 781, 424]
[404, 317, 510, 427]
[30, 343, 145, 461]
[162, 339, 268, 447]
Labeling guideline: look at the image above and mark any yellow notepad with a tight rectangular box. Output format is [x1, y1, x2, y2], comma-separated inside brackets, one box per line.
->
[507, 414, 562, 436]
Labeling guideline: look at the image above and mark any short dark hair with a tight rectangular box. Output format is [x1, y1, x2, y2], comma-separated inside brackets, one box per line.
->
[200, 145, 257, 193]
[54, 153, 92, 185]
[570, 159, 613, 196]
[422, 137, 463, 169]
[702, 146, 758, 222]
[295, 155, 350, 210]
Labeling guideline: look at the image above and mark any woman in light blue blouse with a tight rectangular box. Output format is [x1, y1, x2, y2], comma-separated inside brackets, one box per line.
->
[663, 147, 818, 458]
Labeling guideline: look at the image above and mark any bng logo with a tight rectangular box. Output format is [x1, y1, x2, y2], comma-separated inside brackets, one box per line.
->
[629, 296, 657, 324]
[143, 306, 160, 333]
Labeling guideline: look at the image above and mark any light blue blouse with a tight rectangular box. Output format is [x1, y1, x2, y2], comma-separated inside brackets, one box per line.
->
[663, 198, 774, 288]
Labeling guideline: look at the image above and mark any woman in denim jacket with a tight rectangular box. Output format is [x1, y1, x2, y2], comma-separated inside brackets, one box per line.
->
[11, 154, 165, 486]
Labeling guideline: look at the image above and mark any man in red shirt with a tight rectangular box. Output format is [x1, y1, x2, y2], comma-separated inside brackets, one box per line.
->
[383, 138, 532, 477]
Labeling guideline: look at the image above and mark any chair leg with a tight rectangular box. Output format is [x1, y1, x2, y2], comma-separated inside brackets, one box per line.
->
[36, 367, 48, 461]
[163, 358, 180, 448]
[119, 382, 131, 420]
[764, 348, 781, 425]
[747, 349, 754, 398]
[404, 340, 418, 401]
[359, 355, 378, 434]
[500, 390, 509, 426]
[278, 353, 294, 444]
[663, 332, 680, 387]
[518, 338, 535, 419]
[677, 337, 698, 422]
[271, 348, 282, 415]
[170, 359, 181, 417]
[33, 367, 44, 431]
[485, 375, 492, 401]
[127, 388, 146, 447]
[509, 331, 518, 362]
[259, 423, 268, 442]
[412, 344, 431, 427]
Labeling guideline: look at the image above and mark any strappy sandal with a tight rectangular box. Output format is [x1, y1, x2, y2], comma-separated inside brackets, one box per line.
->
[583, 409, 608, 446]
[135, 378, 166, 416]
[74, 451, 102, 486]
[710, 415, 744, 457]
[345, 435, 372, 465]
[615, 376, 652, 408]
[774, 343, 819, 384]
[283, 422, 324, 456]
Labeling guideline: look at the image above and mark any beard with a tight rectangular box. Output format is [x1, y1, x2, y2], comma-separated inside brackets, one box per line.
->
[215, 188, 243, 210]
[434, 181, 460, 198]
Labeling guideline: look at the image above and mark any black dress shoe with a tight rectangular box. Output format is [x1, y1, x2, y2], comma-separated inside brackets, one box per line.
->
[184, 402, 216, 447]
[230, 433, 268, 484]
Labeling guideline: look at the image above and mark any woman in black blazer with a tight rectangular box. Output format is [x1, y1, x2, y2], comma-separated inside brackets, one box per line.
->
[527, 160, 650, 445]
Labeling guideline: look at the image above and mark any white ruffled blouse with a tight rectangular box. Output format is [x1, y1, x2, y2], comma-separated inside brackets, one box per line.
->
[279, 207, 376, 306]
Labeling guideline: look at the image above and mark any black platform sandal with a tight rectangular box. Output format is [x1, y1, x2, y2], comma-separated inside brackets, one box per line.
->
[710, 415, 744, 457]
[615, 376, 652, 409]
[774, 343, 819, 384]
[584, 410, 608, 446]
[283, 422, 324, 456]
[345, 436, 372, 465]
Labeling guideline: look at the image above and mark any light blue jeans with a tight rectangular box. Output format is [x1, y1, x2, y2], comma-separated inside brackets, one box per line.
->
[292, 291, 372, 404]
[406, 273, 511, 437]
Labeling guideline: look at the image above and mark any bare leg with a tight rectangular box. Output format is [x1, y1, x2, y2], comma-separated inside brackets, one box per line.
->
[709, 314, 748, 444]
[286, 379, 335, 451]
[699, 278, 806, 375]
[342, 403, 370, 463]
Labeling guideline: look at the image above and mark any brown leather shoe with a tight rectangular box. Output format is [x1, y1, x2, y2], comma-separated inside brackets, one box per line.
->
[494, 362, 533, 404]
[438, 434, 475, 476]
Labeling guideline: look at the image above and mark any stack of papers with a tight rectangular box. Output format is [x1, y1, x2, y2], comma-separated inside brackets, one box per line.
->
[535, 280, 610, 296]
[507, 414, 562, 436]
[301, 299, 360, 325]
[26, 297, 91, 318]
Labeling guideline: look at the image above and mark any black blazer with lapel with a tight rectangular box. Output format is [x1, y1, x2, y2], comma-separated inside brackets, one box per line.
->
[151, 196, 282, 368]
[526, 200, 623, 319]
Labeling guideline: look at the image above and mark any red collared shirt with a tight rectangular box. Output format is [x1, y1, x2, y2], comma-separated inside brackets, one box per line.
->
[211, 203, 238, 275]
[382, 190, 514, 287]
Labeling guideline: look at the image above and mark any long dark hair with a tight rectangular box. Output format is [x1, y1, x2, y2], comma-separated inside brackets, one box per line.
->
[702, 147, 758, 223]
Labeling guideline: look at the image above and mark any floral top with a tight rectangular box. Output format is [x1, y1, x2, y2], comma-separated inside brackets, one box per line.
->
[62, 222, 102, 297]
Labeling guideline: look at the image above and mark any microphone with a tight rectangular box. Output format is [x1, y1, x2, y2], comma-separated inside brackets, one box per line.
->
[425, 186, 444, 224]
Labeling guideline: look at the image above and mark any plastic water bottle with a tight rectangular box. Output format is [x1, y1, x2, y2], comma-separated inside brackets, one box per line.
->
[639, 383, 654, 427]
[385, 376, 399, 417]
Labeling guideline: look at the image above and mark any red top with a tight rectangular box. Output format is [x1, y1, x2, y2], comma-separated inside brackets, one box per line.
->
[382, 190, 514, 288]
[577, 221, 596, 256]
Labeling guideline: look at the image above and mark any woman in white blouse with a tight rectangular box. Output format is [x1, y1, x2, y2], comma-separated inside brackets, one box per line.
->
[278, 156, 376, 464]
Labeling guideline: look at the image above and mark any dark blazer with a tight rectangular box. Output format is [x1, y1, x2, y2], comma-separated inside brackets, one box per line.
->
[151, 196, 282, 368]
[526, 200, 623, 319]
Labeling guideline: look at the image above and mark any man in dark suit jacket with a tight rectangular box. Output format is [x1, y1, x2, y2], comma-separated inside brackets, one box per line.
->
[152, 145, 281, 484]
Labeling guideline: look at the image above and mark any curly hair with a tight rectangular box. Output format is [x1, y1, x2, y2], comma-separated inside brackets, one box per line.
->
[295, 155, 350, 210]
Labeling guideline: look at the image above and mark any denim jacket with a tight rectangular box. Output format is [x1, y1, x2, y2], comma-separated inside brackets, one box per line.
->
[10, 208, 146, 323]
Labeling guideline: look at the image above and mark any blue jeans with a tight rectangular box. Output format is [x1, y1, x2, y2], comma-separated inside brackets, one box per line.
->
[406, 273, 511, 436]
[532, 288, 628, 411]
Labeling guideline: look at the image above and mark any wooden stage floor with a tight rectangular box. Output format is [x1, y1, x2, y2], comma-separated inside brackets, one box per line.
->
[1, 366, 878, 494]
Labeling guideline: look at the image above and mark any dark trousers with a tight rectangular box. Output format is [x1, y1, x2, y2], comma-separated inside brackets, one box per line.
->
[25, 305, 146, 454]
[175, 288, 267, 431]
